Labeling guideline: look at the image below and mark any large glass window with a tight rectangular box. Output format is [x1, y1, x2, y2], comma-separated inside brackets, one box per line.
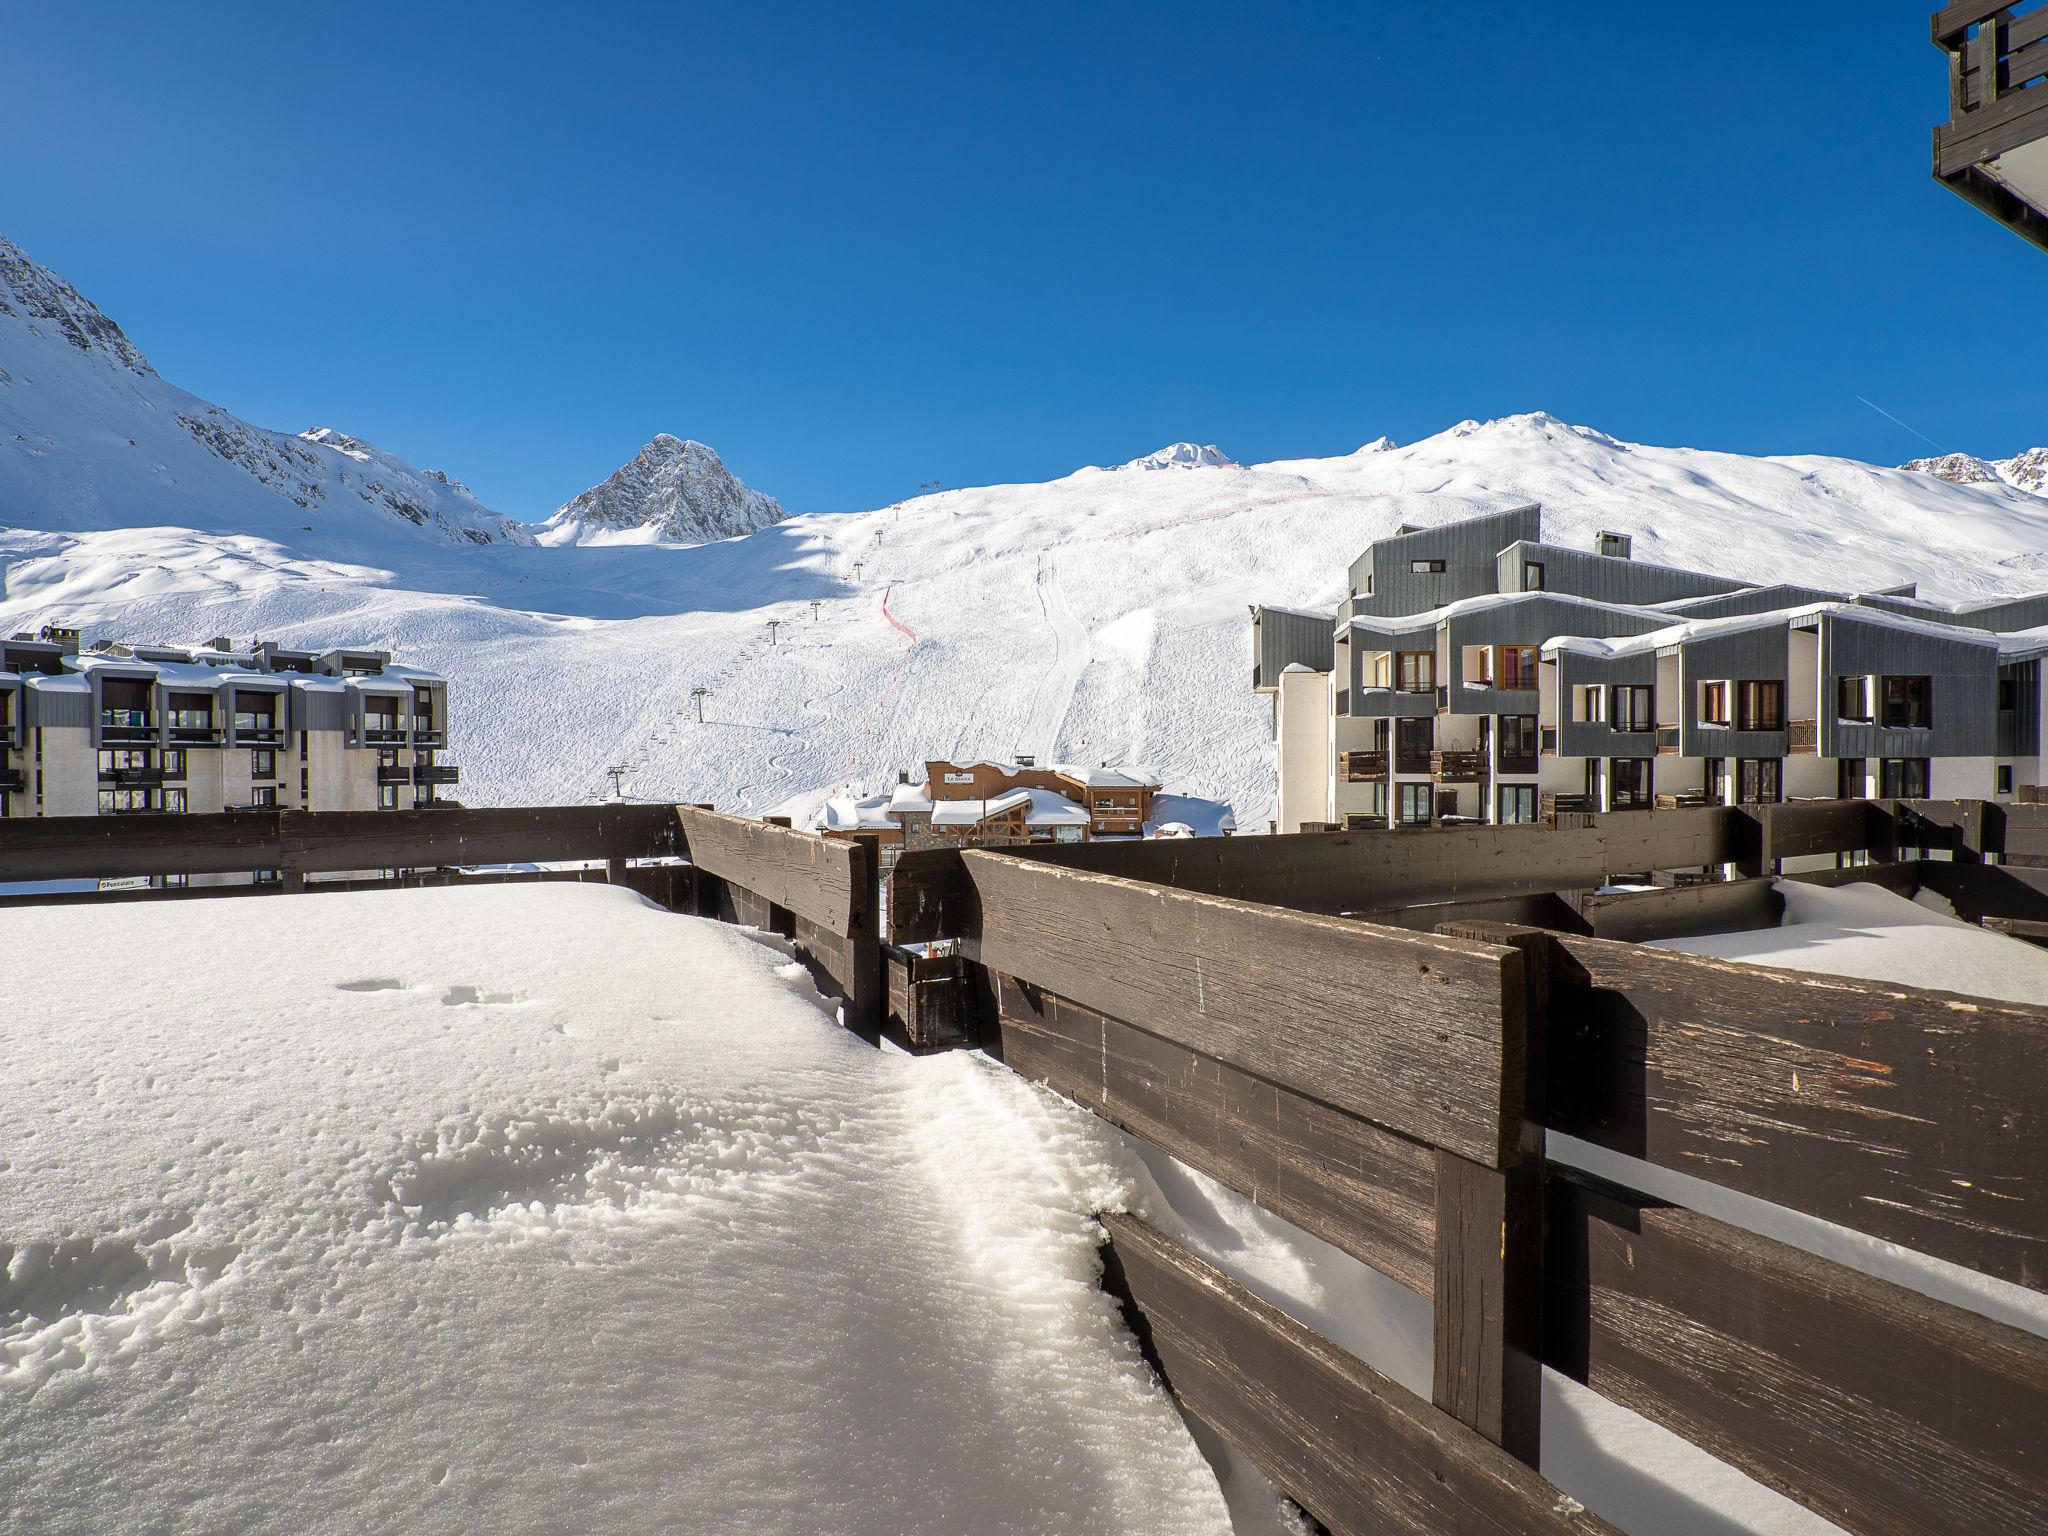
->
[1737, 680, 1783, 731]
[1881, 676, 1932, 729]
[1497, 715, 1538, 772]
[1610, 685, 1654, 732]
[1704, 757, 1728, 804]
[1496, 646, 1538, 690]
[1497, 784, 1537, 824]
[1610, 758, 1652, 809]
[252, 747, 277, 779]
[1394, 718, 1433, 773]
[1396, 782, 1433, 826]
[165, 788, 188, 814]
[1838, 675, 1874, 722]
[1880, 758, 1931, 798]
[1397, 651, 1435, 693]
[1699, 681, 1730, 726]
[1737, 757, 1782, 805]
[1837, 757, 1866, 799]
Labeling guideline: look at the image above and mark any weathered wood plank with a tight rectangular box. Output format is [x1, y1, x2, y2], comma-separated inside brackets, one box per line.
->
[1549, 1176, 2048, 1536]
[995, 975, 1436, 1296]
[676, 807, 860, 936]
[1577, 877, 1783, 945]
[947, 853, 1525, 1166]
[1104, 1213, 1623, 1536]
[890, 807, 1749, 935]
[1545, 932, 2048, 1288]
[1758, 798, 1887, 865]
[1433, 1153, 1543, 1465]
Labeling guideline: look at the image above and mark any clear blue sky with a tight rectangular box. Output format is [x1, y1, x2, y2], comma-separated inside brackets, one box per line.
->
[11, 1, 2044, 518]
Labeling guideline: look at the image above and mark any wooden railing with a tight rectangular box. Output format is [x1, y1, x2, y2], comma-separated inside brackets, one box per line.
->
[5, 798, 2047, 1532]
[1339, 749, 1386, 783]
[1429, 748, 1484, 781]
[1934, 0, 2048, 249]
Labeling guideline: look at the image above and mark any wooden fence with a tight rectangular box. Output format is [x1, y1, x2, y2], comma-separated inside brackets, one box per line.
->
[3, 798, 2045, 1533]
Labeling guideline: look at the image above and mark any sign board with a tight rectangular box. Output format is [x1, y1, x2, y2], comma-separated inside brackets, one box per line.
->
[943, 773, 975, 785]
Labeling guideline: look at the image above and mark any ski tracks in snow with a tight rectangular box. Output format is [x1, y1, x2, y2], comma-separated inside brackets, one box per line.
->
[1019, 552, 1089, 764]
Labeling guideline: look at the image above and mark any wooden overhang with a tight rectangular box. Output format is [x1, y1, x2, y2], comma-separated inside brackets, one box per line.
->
[1933, 2, 2048, 251]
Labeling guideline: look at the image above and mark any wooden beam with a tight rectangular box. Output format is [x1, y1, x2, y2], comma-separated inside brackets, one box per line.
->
[1102, 1213, 1623, 1536]
[891, 807, 1749, 933]
[1433, 1153, 1543, 1465]
[676, 807, 862, 936]
[934, 852, 1527, 1166]
[1550, 1175, 2048, 1536]
[1577, 877, 1783, 945]
[994, 974, 1437, 1296]
[1544, 931, 2048, 1289]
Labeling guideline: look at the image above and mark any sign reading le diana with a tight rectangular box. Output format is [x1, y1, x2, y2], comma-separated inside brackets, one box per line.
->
[943, 773, 975, 785]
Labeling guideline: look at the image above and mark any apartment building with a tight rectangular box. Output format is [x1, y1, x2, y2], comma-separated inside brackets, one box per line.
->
[1253, 506, 2048, 832]
[0, 625, 458, 822]
[818, 758, 1171, 851]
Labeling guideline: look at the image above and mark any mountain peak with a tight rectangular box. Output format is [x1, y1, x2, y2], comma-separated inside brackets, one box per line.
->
[539, 435, 786, 546]
[1114, 442, 1237, 472]
[1903, 448, 2048, 499]
[0, 234, 153, 376]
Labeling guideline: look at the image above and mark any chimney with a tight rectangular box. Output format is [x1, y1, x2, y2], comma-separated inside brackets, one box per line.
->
[1596, 531, 1632, 560]
[898, 769, 909, 784]
[206, 634, 234, 652]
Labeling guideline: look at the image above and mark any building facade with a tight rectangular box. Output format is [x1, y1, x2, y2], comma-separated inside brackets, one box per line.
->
[1254, 507, 2048, 833]
[0, 626, 458, 823]
[819, 758, 1166, 852]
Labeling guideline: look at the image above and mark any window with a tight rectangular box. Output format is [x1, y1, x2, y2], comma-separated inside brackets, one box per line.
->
[1700, 681, 1730, 726]
[251, 785, 278, 808]
[1704, 757, 1728, 804]
[162, 748, 186, 779]
[1353, 782, 1388, 819]
[1611, 685, 1654, 732]
[1523, 561, 1545, 592]
[1737, 758, 1782, 805]
[252, 747, 276, 779]
[1881, 676, 1931, 729]
[1610, 758, 1652, 809]
[1409, 558, 1445, 574]
[1580, 685, 1606, 724]
[1496, 646, 1538, 690]
[378, 747, 400, 768]
[377, 784, 400, 811]
[97, 787, 157, 814]
[165, 787, 188, 814]
[1497, 784, 1537, 824]
[1397, 782, 1433, 826]
[1737, 680, 1783, 731]
[1880, 758, 1930, 798]
[1998, 764, 2015, 796]
[1838, 757, 1866, 799]
[1837, 675, 1874, 722]
[1396, 651, 1434, 693]
[1394, 717, 1433, 772]
[1497, 715, 1538, 771]
[1999, 678, 2018, 713]
[97, 747, 151, 774]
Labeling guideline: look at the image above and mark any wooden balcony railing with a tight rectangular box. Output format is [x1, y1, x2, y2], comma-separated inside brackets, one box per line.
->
[1340, 751, 1387, 783]
[1933, 1, 2048, 251]
[1430, 750, 1485, 782]
[1788, 719, 1818, 754]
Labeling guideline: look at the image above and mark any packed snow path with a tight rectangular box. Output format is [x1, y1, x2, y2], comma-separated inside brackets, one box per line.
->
[0, 884, 1287, 1535]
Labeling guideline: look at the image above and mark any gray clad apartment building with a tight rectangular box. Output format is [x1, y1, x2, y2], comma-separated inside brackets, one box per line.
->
[0, 626, 458, 824]
[1254, 505, 2048, 834]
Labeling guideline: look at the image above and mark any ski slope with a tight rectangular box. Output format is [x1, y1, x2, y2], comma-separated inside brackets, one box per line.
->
[9, 413, 2048, 827]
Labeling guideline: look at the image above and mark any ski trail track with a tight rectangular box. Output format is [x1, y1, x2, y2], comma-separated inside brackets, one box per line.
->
[1019, 551, 1089, 764]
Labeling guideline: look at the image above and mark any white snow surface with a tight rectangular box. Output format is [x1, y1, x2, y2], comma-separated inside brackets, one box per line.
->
[9, 237, 2048, 827]
[0, 881, 1306, 1535]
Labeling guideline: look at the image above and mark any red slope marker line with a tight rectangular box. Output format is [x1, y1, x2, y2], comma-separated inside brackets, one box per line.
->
[826, 583, 920, 799]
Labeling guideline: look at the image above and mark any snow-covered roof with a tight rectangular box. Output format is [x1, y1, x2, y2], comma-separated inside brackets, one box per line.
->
[24, 672, 88, 692]
[887, 781, 934, 813]
[817, 793, 898, 832]
[1542, 601, 2003, 662]
[1051, 763, 1158, 789]
[1251, 602, 1336, 622]
[346, 676, 418, 697]
[1347, 589, 1668, 639]
[929, 788, 1089, 828]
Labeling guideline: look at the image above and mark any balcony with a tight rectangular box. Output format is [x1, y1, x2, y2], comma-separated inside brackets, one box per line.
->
[1429, 750, 1484, 782]
[363, 720, 406, 745]
[1656, 725, 1680, 756]
[99, 709, 155, 742]
[1541, 792, 1594, 820]
[411, 715, 446, 746]
[1394, 750, 1433, 776]
[1656, 791, 1713, 810]
[413, 763, 458, 786]
[1788, 719, 1818, 754]
[102, 765, 165, 787]
[1340, 751, 1387, 784]
[1933, 3, 2048, 252]
[167, 709, 220, 743]
[1497, 751, 1538, 776]
[233, 712, 283, 742]
[377, 764, 412, 786]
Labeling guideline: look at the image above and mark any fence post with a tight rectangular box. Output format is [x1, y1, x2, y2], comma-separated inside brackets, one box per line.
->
[1433, 920, 1549, 1467]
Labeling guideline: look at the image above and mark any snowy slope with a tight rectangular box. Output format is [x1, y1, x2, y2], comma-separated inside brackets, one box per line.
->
[0, 236, 526, 550]
[537, 433, 785, 546]
[10, 410, 2048, 829]
[6, 236, 2048, 827]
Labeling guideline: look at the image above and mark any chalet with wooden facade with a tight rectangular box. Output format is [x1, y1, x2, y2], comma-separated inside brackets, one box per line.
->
[0, 625, 458, 826]
[1255, 506, 2048, 832]
[817, 758, 1182, 852]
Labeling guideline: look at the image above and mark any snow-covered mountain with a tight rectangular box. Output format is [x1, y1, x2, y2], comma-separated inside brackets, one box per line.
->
[1904, 448, 2048, 500]
[1110, 442, 1239, 472]
[537, 434, 784, 546]
[6, 234, 2048, 830]
[0, 236, 527, 549]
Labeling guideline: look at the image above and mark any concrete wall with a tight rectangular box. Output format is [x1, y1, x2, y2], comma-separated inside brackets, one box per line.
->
[36, 726, 98, 816]
[1275, 667, 1332, 832]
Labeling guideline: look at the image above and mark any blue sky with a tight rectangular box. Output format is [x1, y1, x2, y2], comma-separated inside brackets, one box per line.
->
[11, 2, 2043, 517]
